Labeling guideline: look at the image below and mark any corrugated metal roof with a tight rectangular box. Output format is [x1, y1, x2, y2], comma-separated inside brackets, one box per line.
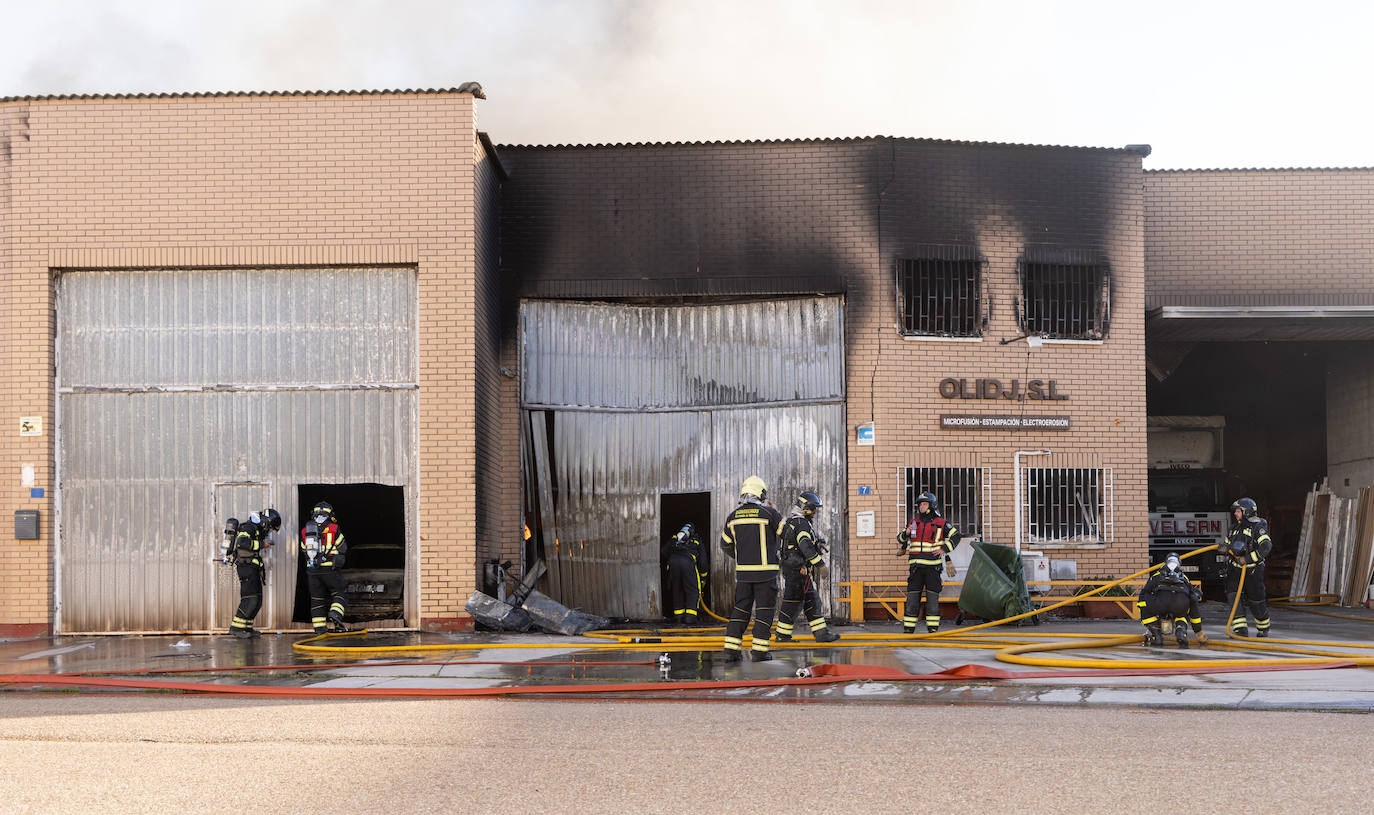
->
[0, 86, 483, 104]
[497, 135, 1151, 155]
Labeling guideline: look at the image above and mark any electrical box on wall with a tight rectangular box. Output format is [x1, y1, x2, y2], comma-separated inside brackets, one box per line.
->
[14, 510, 39, 540]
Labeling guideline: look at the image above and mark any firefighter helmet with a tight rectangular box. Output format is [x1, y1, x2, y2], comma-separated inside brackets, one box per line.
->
[261, 508, 282, 532]
[311, 501, 335, 524]
[739, 476, 767, 503]
[916, 491, 939, 513]
[795, 491, 823, 517]
[1164, 552, 1182, 575]
[1232, 497, 1258, 518]
[224, 517, 240, 537]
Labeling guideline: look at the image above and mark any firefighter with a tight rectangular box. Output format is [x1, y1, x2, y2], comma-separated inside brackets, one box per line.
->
[301, 500, 349, 634]
[661, 522, 707, 625]
[1137, 552, 1206, 648]
[776, 491, 841, 644]
[1223, 496, 1272, 637]
[229, 514, 267, 639]
[720, 476, 783, 662]
[897, 491, 963, 633]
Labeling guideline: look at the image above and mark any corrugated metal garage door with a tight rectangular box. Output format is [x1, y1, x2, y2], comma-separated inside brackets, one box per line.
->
[56, 267, 417, 633]
[520, 297, 846, 619]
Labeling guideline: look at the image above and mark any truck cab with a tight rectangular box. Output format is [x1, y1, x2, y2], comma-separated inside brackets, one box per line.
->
[1148, 416, 1231, 599]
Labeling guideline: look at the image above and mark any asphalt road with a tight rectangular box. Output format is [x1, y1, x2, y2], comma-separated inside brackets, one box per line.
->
[1, 695, 1369, 814]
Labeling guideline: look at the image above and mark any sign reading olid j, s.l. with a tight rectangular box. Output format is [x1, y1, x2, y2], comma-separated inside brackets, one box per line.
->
[938, 378, 1068, 401]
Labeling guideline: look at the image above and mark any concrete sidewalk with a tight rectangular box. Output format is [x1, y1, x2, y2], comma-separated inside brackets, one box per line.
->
[3, 601, 1373, 711]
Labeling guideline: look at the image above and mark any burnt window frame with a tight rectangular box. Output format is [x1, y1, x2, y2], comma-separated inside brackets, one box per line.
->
[895, 246, 989, 339]
[1020, 465, 1115, 547]
[1016, 248, 1111, 341]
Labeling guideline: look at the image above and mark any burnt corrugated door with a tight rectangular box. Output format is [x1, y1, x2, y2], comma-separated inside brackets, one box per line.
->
[56, 267, 418, 633]
[520, 297, 846, 619]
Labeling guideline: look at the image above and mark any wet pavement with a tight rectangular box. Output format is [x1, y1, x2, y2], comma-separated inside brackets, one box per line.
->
[4, 601, 1374, 710]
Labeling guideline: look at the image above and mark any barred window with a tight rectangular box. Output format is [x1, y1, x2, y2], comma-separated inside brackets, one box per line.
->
[1021, 467, 1114, 545]
[900, 466, 989, 540]
[1017, 249, 1110, 340]
[896, 248, 987, 338]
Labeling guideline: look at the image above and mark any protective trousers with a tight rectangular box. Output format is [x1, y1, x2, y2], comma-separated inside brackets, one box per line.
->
[1140, 590, 1201, 644]
[904, 564, 943, 633]
[307, 566, 348, 633]
[231, 563, 263, 633]
[776, 568, 833, 640]
[665, 553, 701, 624]
[724, 579, 778, 655]
[1224, 563, 1270, 635]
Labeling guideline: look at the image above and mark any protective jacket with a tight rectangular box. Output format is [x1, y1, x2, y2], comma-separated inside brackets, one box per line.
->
[898, 511, 962, 567]
[1141, 568, 1200, 600]
[661, 531, 707, 578]
[1223, 516, 1272, 568]
[301, 522, 346, 569]
[234, 526, 266, 567]
[779, 514, 825, 572]
[720, 501, 783, 582]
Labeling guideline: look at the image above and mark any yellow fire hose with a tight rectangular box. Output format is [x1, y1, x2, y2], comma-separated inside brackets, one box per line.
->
[295, 543, 1374, 674]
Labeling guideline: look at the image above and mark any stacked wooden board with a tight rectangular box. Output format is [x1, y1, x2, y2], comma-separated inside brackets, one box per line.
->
[1291, 481, 1374, 606]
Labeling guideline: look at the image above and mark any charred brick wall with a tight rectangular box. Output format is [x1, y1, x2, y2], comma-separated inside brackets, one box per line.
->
[499, 137, 1149, 598]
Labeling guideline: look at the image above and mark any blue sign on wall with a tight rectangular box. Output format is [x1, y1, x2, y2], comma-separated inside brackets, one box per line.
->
[858, 485, 872, 495]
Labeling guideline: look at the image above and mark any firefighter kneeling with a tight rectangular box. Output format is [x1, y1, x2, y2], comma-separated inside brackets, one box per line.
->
[775, 491, 840, 644]
[1137, 552, 1206, 648]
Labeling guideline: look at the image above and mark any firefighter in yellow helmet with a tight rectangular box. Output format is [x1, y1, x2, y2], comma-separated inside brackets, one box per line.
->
[720, 476, 783, 662]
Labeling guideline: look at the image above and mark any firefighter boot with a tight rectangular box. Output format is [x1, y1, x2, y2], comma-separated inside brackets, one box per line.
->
[751, 649, 774, 662]
[1175, 622, 1190, 650]
[813, 627, 840, 643]
[723, 649, 742, 663]
[232, 627, 256, 640]
[1144, 625, 1164, 648]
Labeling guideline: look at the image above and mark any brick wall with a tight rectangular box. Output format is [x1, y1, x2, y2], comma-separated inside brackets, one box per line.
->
[0, 92, 482, 632]
[1145, 169, 1374, 308]
[1327, 344, 1374, 498]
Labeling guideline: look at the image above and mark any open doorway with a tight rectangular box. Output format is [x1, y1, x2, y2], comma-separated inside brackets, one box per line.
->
[659, 492, 712, 621]
[293, 483, 406, 623]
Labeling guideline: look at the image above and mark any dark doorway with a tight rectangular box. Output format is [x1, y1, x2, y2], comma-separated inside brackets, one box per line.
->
[659, 492, 712, 620]
[293, 483, 406, 623]
[1147, 342, 1327, 596]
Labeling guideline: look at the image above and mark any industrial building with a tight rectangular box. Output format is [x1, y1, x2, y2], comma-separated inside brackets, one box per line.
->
[2, 87, 1372, 634]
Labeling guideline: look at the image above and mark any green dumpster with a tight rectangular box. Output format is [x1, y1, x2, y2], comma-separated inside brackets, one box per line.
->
[957, 542, 1035, 623]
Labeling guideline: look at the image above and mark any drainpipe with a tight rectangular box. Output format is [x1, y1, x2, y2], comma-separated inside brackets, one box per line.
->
[1013, 450, 1052, 554]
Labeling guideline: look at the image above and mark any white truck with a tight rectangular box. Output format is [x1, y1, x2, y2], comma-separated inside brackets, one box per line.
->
[1148, 416, 1231, 598]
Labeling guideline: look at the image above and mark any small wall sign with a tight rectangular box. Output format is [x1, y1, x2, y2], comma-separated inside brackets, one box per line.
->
[856, 511, 876, 537]
[941, 414, 1071, 431]
[856, 423, 875, 446]
[19, 417, 42, 436]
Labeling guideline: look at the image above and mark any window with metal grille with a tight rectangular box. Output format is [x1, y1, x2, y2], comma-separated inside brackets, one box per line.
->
[900, 467, 989, 540]
[1021, 467, 1114, 545]
[1017, 249, 1110, 340]
[896, 248, 987, 337]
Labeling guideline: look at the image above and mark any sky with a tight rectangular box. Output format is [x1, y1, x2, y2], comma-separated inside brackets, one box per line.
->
[1, 0, 1371, 170]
